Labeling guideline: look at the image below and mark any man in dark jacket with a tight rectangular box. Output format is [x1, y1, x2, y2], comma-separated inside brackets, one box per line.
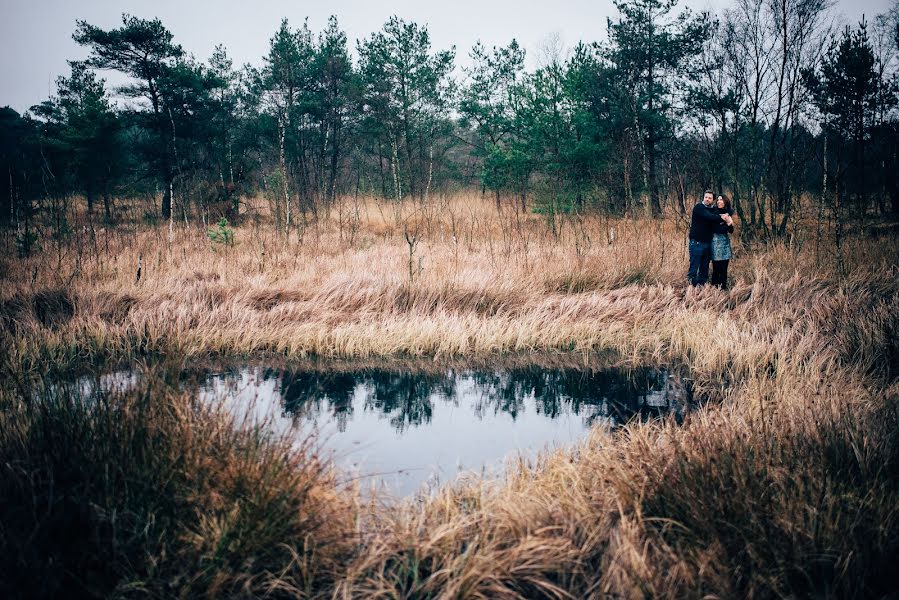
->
[687, 190, 732, 286]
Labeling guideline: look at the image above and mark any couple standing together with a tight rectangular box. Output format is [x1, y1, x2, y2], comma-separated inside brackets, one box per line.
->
[688, 190, 734, 288]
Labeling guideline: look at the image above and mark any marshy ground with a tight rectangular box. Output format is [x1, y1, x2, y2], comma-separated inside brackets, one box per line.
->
[1, 194, 898, 598]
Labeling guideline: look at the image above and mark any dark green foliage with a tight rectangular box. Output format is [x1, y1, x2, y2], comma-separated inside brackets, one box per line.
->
[74, 14, 184, 219]
[73, 14, 183, 86]
[53, 63, 120, 221]
[257, 16, 357, 226]
[605, 0, 712, 215]
[0, 108, 42, 251]
[2, 0, 898, 241]
[459, 40, 529, 206]
[357, 17, 456, 201]
[805, 20, 899, 213]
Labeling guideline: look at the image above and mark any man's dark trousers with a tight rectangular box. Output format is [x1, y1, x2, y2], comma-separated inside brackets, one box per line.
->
[688, 239, 712, 285]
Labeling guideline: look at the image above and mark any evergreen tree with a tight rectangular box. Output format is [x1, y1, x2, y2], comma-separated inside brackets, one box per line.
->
[459, 40, 527, 208]
[358, 17, 455, 200]
[208, 45, 239, 199]
[74, 14, 183, 218]
[605, 0, 711, 216]
[312, 17, 356, 204]
[805, 20, 896, 211]
[54, 62, 120, 221]
[0, 108, 42, 253]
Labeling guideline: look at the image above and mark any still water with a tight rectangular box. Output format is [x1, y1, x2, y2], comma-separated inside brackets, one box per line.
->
[192, 363, 693, 496]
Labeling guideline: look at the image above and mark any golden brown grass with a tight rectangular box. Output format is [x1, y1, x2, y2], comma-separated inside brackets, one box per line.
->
[0, 372, 358, 599]
[335, 377, 898, 598]
[1, 192, 898, 598]
[2, 193, 895, 377]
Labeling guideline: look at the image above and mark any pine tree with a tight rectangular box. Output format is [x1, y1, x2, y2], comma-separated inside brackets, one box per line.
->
[74, 14, 183, 218]
[606, 0, 711, 216]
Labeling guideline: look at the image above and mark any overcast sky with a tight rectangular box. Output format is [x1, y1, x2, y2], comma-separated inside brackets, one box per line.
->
[1, 0, 892, 113]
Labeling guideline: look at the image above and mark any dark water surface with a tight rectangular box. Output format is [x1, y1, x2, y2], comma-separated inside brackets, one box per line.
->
[191, 363, 694, 496]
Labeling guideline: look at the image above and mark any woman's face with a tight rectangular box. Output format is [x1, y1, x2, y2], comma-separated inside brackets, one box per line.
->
[716, 197, 725, 209]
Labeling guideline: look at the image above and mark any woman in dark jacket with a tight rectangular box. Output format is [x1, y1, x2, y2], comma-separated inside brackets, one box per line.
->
[711, 195, 734, 289]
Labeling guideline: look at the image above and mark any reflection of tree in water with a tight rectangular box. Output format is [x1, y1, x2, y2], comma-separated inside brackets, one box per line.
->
[468, 371, 530, 419]
[363, 371, 456, 432]
[565, 368, 675, 425]
[263, 365, 689, 433]
[468, 368, 681, 425]
[273, 369, 357, 432]
[270, 369, 457, 433]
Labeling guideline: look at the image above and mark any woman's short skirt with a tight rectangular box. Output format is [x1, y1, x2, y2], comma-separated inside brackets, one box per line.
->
[711, 233, 732, 261]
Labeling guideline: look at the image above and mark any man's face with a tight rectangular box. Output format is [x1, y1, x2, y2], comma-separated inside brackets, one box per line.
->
[703, 192, 713, 206]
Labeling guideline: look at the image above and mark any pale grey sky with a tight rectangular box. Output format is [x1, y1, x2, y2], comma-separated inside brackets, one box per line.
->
[0, 0, 893, 113]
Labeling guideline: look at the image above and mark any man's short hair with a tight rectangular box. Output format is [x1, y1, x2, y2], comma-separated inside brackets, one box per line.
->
[704, 190, 713, 196]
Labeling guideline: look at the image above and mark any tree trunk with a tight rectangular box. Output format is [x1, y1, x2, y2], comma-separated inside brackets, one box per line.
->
[424, 145, 434, 203]
[103, 191, 113, 224]
[391, 138, 402, 202]
[328, 120, 341, 203]
[646, 116, 659, 216]
[816, 130, 827, 260]
[376, 139, 388, 198]
[161, 172, 173, 219]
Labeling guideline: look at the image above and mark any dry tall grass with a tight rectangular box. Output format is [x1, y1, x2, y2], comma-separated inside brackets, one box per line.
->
[346, 388, 898, 598]
[2, 194, 895, 378]
[1, 193, 897, 598]
[0, 373, 358, 599]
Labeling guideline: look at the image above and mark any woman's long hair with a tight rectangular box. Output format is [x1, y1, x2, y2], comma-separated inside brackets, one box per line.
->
[717, 196, 733, 214]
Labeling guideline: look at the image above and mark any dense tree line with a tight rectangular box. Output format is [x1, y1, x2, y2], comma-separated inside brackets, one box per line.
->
[2, 0, 897, 253]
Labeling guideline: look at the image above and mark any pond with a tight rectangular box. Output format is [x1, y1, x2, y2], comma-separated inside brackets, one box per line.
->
[190, 361, 695, 497]
[63, 360, 695, 497]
